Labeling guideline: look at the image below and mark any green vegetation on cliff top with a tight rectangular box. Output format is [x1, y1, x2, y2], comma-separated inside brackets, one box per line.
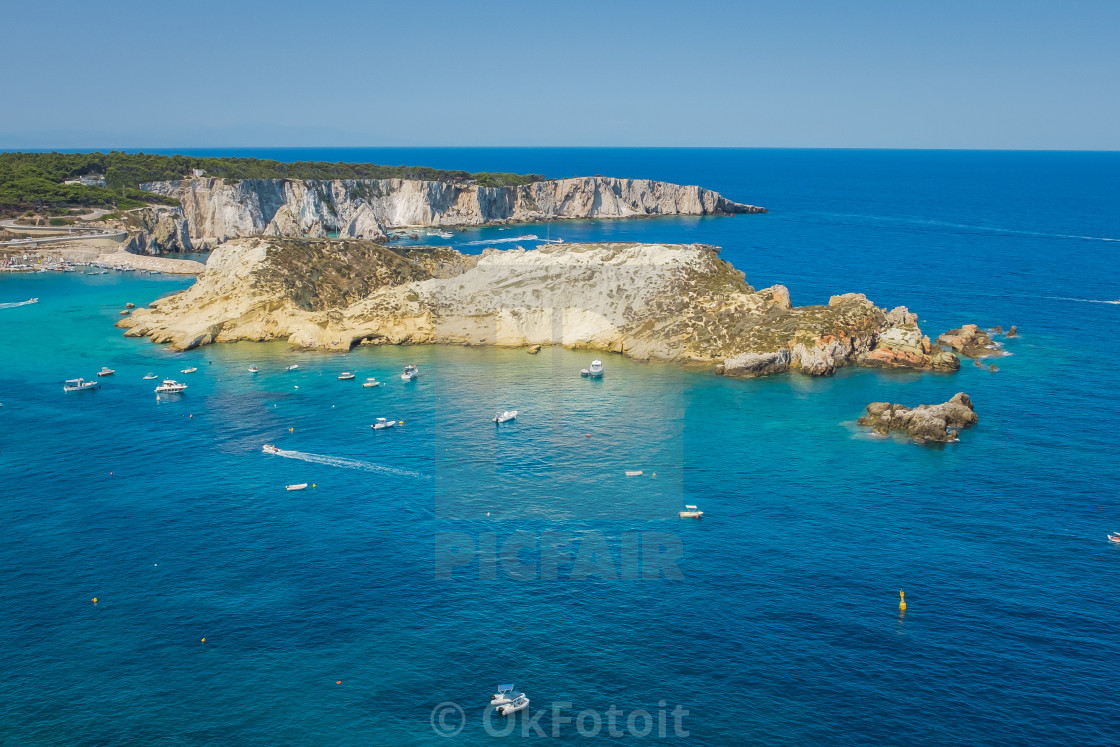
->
[0, 151, 544, 213]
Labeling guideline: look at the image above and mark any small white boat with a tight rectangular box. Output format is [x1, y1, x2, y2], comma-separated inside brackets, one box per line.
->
[625, 470, 643, 477]
[180, 367, 198, 374]
[362, 377, 380, 388]
[97, 367, 115, 377]
[372, 417, 397, 430]
[426, 230, 454, 239]
[1109, 533, 1120, 544]
[248, 365, 259, 373]
[580, 369, 589, 377]
[679, 504, 704, 519]
[262, 444, 280, 455]
[588, 359, 604, 378]
[142, 372, 158, 380]
[401, 364, 419, 382]
[496, 695, 530, 716]
[286, 364, 299, 371]
[493, 410, 518, 423]
[154, 379, 187, 394]
[63, 378, 100, 392]
[337, 372, 355, 380]
[490, 684, 524, 707]
[286, 483, 308, 491]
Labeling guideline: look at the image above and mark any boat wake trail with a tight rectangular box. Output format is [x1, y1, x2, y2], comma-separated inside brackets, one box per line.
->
[266, 447, 430, 479]
[1047, 296, 1120, 305]
[812, 212, 1120, 243]
[0, 298, 38, 309]
[463, 234, 562, 246]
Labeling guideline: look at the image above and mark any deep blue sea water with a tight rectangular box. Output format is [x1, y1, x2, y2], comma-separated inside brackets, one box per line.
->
[2, 149, 1119, 745]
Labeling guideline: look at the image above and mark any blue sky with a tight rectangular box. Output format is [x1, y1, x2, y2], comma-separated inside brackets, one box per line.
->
[2, 0, 1117, 149]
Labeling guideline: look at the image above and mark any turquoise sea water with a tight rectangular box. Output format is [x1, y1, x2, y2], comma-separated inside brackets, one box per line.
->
[2, 149, 1119, 745]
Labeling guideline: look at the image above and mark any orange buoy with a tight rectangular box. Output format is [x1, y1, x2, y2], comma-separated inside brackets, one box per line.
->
[336, 680, 342, 685]
[201, 638, 206, 643]
[899, 590, 907, 612]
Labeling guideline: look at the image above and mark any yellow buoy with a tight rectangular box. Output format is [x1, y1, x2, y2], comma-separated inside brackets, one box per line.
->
[899, 590, 907, 612]
[289, 427, 294, 433]
[201, 637, 206, 643]
[312, 484, 316, 488]
[91, 597, 98, 604]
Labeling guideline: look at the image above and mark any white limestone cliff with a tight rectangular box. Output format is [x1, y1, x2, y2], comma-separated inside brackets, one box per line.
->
[139, 176, 765, 250]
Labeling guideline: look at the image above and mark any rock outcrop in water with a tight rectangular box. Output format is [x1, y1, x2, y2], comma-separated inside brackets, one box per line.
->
[137, 177, 765, 252]
[937, 324, 1006, 358]
[857, 392, 978, 443]
[118, 237, 958, 379]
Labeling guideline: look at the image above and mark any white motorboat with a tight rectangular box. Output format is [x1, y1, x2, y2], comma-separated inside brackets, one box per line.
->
[248, 365, 259, 373]
[142, 372, 158, 380]
[97, 367, 115, 377]
[372, 417, 397, 430]
[362, 377, 380, 388]
[493, 410, 518, 423]
[490, 684, 525, 707]
[63, 378, 100, 392]
[180, 367, 198, 374]
[497, 695, 530, 716]
[154, 379, 187, 394]
[286, 364, 299, 371]
[426, 230, 454, 239]
[337, 372, 355, 380]
[401, 364, 419, 382]
[588, 359, 604, 378]
[625, 470, 643, 477]
[262, 444, 280, 454]
[286, 483, 308, 491]
[679, 504, 704, 519]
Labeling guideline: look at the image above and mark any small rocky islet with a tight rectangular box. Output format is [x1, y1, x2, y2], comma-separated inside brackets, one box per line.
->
[857, 392, 979, 443]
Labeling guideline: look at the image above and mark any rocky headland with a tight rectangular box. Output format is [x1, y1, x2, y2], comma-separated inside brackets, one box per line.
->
[126, 176, 765, 254]
[857, 392, 979, 443]
[118, 237, 960, 378]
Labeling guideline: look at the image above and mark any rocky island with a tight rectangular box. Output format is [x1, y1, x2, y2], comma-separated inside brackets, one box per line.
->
[119, 237, 960, 378]
[856, 393, 979, 443]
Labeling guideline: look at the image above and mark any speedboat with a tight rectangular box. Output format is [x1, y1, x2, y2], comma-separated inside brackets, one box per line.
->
[372, 417, 397, 430]
[63, 378, 100, 392]
[490, 684, 525, 707]
[248, 365, 259, 373]
[679, 504, 704, 519]
[588, 359, 604, 378]
[286, 483, 308, 491]
[401, 364, 419, 382]
[337, 372, 355, 380]
[286, 364, 299, 371]
[142, 372, 158, 380]
[262, 444, 280, 454]
[493, 410, 518, 423]
[97, 367, 115, 377]
[180, 367, 198, 374]
[496, 695, 530, 716]
[154, 379, 187, 394]
[362, 377, 380, 388]
[1109, 533, 1120, 544]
